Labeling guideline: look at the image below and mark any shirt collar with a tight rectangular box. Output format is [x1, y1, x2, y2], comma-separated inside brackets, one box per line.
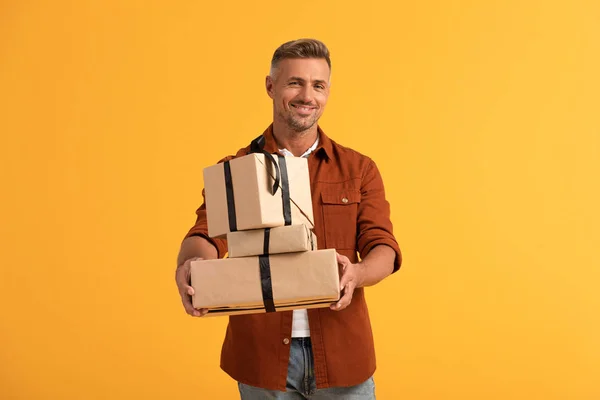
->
[260, 124, 332, 160]
[279, 135, 319, 158]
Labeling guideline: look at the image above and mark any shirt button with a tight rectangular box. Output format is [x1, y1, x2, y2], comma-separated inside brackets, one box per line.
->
[342, 197, 349, 203]
[283, 338, 290, 345]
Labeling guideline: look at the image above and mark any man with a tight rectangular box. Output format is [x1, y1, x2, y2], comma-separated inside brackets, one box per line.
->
[175, 39, 402, 399]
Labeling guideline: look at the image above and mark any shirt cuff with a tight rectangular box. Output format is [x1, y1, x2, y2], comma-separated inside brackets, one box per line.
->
[184, 228, 228, 259]
[360, 238, 402, 273]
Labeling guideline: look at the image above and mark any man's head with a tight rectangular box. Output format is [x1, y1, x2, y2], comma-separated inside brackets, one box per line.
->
[266, 39, 331, 133]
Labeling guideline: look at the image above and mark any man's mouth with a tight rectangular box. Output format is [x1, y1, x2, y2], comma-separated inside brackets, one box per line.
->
[291, 104, 316, 114]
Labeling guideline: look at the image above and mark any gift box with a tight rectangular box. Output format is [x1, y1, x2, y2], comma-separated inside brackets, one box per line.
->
[190, 249, 340, 316]
[227, 224, 317, 258]
[203, 153, 315, 238]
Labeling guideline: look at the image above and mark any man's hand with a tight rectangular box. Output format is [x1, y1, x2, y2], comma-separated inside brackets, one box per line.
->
[175, 257, 208, 317]
[330, 253, 365, 311]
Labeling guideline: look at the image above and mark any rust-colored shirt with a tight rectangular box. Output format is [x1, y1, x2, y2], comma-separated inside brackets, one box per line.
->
[184, 124, 402, 390]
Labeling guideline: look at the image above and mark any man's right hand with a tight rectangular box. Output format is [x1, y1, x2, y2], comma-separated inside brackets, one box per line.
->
[175, 257, 208, 317]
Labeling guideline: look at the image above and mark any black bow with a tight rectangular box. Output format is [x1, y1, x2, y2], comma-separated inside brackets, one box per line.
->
[249, 135, 280, 195]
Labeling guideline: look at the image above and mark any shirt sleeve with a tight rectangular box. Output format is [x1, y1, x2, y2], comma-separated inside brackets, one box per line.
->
[356, 159, 402, 273]
[183, 187, 228, 259]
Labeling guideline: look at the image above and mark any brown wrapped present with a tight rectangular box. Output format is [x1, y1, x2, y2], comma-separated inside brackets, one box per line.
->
[227, 224, 317, 258]
[190, 249, 340, 316]
[203, 153, 314, 238]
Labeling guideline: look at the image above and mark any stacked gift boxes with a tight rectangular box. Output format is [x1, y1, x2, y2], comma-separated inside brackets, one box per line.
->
[190, 152, 340, 316]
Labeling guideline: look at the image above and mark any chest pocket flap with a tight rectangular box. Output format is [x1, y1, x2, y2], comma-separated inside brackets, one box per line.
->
[320, 190, 361, 205]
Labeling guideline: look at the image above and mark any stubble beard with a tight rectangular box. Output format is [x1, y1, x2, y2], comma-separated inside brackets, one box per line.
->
[283, 110, 319, 134]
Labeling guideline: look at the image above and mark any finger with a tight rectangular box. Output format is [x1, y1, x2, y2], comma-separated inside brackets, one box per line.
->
[338, 282, 356, 310]
[175, 265, 190, 287]
[182, 295, 199, 316]
[176, 259, 205, 317]
[339, 271, 352, 292]
[179, 286, 195, 299]
[182, 294, 208, 317]
[176, 281, 194, 297]
[331, 281, 356, 311]
[330, 291, 349, 311]
[339, 264, 357, 291]
[175, 265, 195, 296]
[336, 253, 350, 269]
[180, 256, 204, 268]
[191, 308, 209, 317]
[176, 256, 203, 279]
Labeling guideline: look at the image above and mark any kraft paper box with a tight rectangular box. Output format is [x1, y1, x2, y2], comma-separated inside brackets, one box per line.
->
[190, 249, 339, 316]
[227, 224, 317, 258]
[203, 153, 314, 238]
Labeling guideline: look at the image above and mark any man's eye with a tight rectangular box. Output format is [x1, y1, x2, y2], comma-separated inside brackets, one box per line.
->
[289, 81, 299, 85]
[316, 84, 325, 89]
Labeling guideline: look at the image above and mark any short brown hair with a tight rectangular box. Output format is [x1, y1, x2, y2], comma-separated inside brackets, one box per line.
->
[270, 38, 331, 73]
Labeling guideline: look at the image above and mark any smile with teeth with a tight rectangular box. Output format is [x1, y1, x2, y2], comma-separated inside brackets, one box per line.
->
[291, 104, 316, 113]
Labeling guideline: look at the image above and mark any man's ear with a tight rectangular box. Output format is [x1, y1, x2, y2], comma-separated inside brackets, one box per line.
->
[266, 75, 275, 99]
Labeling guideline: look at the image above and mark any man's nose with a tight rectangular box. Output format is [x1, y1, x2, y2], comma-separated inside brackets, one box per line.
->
[298, 85, 315, 103]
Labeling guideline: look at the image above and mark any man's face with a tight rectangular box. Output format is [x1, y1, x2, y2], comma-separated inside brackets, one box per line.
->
[266, 58, 330, 133]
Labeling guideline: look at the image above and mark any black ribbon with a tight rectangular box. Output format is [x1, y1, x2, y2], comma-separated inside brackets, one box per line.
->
[249, 134, 292, 223]
[250, 135, 280, 195]
[259, 228, 276, 313]
[277, 155, 292, 226]
[223, 160, 237, 232]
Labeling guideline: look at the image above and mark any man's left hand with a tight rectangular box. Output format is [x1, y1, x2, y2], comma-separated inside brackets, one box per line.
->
[331, 253, 365, 311]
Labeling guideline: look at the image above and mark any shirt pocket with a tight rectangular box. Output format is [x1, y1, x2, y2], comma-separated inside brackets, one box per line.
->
[320, 189, 361, 250]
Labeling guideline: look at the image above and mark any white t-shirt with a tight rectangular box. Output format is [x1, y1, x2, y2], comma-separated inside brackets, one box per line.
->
[279, 135, 319, 338]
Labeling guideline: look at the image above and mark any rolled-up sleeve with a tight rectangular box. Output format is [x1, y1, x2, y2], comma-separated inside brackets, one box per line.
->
[183, 187, 228, 259]
[356, 159, 402, 273]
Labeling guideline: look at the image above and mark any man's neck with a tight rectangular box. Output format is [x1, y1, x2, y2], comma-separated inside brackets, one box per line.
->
[272, 120, 319, 157]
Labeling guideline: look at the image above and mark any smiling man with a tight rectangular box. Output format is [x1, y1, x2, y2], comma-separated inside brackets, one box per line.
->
[175, 39, 402, 399]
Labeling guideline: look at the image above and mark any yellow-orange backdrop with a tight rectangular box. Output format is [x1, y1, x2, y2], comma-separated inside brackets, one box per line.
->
[1, 1, 599, 399]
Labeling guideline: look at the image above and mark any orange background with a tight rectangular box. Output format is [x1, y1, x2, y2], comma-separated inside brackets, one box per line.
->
[1, 1, 599, 399]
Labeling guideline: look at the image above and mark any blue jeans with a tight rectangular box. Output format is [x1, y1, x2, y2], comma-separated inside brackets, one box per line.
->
[238, 337, 376, 399]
